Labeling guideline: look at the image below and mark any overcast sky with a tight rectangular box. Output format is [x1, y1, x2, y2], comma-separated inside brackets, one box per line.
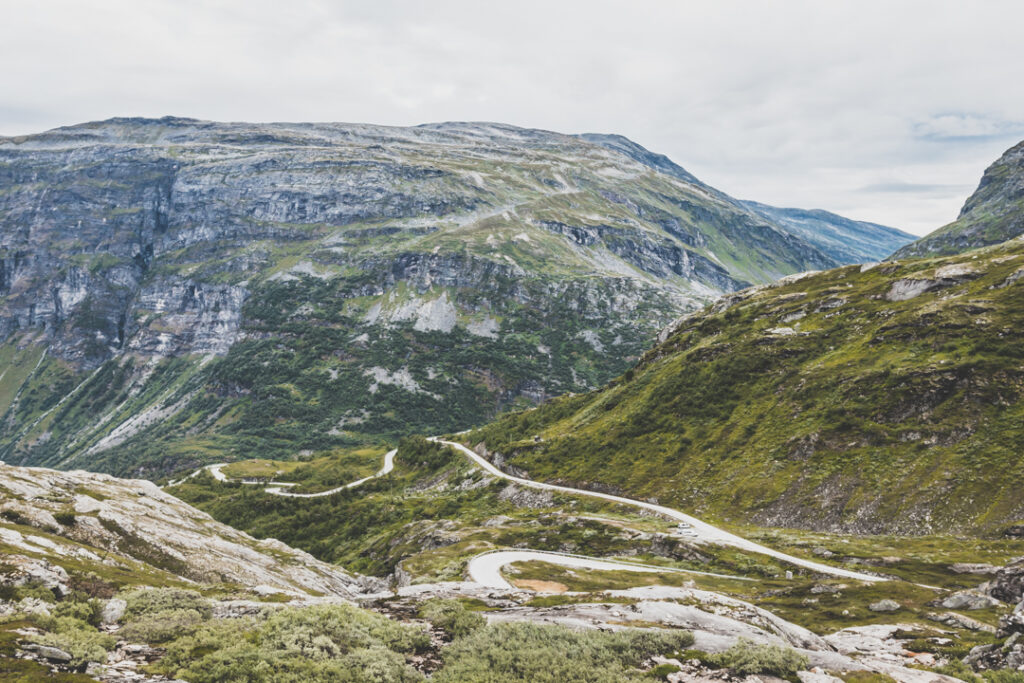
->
[3, 1, 1023, 235]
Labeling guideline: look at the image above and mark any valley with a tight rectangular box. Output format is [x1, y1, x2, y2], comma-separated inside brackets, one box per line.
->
[1, 122, 1023, 682]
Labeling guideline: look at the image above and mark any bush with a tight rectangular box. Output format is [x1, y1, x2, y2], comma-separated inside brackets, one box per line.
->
[119, 608, 206, 644]
[935, 660, 1024, 683]
[53, 599, 103, 628]
[259, 603, 429, 656]
[433, 622, 694, 682]
[54, 510, 77, 526]
[30, 616, 116, 669]
[67, 572, 116, 599]
[121, 587, 212, 621]
[154, 604, 428, 683]
[418, 599, 485, 639]
[709, 639, 809, 678]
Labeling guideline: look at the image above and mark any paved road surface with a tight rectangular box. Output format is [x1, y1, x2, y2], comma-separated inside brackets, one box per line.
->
[434, 439, 884, 583]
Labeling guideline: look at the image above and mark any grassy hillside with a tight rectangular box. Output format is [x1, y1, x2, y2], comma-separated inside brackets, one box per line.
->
[464, 239, 1024, 535]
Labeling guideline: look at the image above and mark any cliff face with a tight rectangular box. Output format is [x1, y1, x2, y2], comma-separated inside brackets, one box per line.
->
[894, 139, 1024, 259]
[0, 117, 876, 476]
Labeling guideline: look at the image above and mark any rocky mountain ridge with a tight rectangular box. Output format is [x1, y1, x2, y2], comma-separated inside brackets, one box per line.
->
[0, 117, 903, 476]
[894, 137, 1024, 258]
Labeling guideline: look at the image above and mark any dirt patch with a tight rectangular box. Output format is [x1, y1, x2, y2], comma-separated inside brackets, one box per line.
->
[513, 579, 569, 593]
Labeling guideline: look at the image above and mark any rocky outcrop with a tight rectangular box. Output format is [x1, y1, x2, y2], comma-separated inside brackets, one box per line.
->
[0, 461, 377, 597]
[894, 139, 1024, 259]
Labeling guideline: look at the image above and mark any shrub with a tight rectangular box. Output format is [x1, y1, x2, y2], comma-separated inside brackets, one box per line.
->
[67, 572, 116, 599]
[119, 608, 206, 644]
[31, 616, 116, 669]
[259, 603, 429, 656]
[934, 660, 1024, 683]
[121, 587, 212, 620]
[53, 599, 103, 628]
[418, 599, 485, 639]
[54, 510, 77, 526]
[709, 639, 809, 678]
[433, 622, 694, 682]
[154, 604, 428, 683]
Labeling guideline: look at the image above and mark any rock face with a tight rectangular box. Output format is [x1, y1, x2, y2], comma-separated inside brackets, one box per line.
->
[0, 461, 377, 597]
[0, 117, 896, 476]
[894, 139, 1024, 258]
[989, 558, 1024, 605]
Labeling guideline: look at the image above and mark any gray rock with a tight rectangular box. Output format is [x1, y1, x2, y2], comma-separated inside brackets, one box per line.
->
[100, 597, 126, 625]
[927, 611, 997, 633]
[797, 670, 845, 683]
[24, 644, 72, 662]
[868, 599, 901, 613]
[938, 592, 1001, 611]
[950, 563, 999, 575]
[989, 558, 1024, 605]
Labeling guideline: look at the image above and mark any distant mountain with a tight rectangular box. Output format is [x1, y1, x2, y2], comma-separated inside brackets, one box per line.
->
[893, 139, 1024, 258]
[0, 117, 896, 476]
[741, 201, 914, 263]
[466, 238, 1024, 535]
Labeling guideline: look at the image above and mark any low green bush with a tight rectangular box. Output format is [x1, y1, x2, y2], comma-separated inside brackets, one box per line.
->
[153, 604, 427, 683]
[52, 598, 103, 628]
[934, 660, 1024, 683]
[30, 616, 116, 670]
[418, 598, 485, 639]
[119, 608, 206, 644]
[54, 510, 77, 527]
[708, 639, 809, 678]
[121, 587, 212, 620]
[433, 621, 694, 682]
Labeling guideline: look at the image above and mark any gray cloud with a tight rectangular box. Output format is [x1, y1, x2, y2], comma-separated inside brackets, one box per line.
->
[2, 0, 1024, 235]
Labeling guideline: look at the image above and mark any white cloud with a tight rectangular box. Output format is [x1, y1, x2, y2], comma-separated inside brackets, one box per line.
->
[2, 0, 1024, 235]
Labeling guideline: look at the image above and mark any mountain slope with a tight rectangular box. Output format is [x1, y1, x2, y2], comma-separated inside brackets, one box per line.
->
[894, 139, 1024, 258]
[0, 117, 887, 477]
[465, 238, 1024, 535]
[741, 200, 914, 263]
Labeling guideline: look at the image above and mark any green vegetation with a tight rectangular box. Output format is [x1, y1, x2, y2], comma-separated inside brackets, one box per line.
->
[152, 603, 427, 683]
[432, 622, 694, 682]
[466, 240, 1024, 534]
[934, 660, 1024, 683]
[417, 598, 486, 639]
[706, 639, 809, 678]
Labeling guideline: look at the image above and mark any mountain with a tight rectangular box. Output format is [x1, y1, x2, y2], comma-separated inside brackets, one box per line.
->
[465, 238, 1024, 535]
[893, 139, 1024, 258]
[0, 117, 893, 477]
[741, 200, 914, 263]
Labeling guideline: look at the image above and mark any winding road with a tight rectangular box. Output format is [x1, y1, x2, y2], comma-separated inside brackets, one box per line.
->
[466, 549, 755, 590]
[432, 439, 885, 584]
[173, 449, 396, 497]
[171, 439, 885, 586]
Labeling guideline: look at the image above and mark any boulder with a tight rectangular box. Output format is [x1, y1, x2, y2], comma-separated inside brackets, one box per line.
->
[950, 563, 999, 575]
[927, 612, 996, 633]
[100, 597, 126, 625]
[868, 599, 900, 613]
[989, 559, 1024, 604]
[938, 592, 1001, 610]
[23, 644, 72, 662]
